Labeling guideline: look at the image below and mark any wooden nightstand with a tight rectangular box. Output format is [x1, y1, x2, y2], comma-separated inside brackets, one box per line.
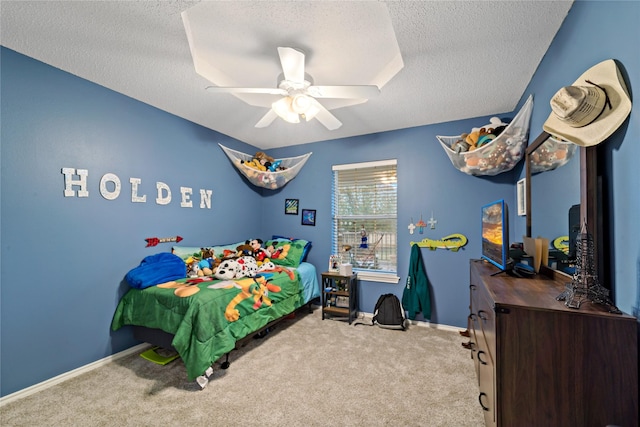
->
[321, 272, 358, 324]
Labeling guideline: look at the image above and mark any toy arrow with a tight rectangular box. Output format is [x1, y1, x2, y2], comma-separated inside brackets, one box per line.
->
[145, 235, 183, 247]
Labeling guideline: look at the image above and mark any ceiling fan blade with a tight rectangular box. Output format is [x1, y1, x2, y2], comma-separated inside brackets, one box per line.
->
[278, 47, 305, 84]
[206, 86, 287, 96]
[306, 85, 380, 99]
[308, 98, 342, 130]
[255, 109, 279, 128]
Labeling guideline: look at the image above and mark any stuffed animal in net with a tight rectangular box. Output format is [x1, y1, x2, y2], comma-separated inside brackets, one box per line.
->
[254, 151, 275, 170]
[451, 117, 509, 153]
[240, 151, 275, 172]
[240, 150, 287, 174]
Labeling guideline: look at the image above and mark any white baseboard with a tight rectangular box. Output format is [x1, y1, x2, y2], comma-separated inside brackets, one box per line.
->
[0, 343, 150, 407]
[357, 311, 465, 333]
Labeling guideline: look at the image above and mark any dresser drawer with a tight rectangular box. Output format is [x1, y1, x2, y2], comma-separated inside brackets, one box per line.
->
[469, 259, 638, 427]
[470, 266, 497, 427]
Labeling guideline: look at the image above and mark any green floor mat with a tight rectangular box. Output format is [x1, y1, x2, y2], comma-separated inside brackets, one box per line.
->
[140, 347, 180, 365]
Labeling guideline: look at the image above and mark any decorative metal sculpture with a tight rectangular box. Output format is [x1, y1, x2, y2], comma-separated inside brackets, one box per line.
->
[556, 222, 621, 313]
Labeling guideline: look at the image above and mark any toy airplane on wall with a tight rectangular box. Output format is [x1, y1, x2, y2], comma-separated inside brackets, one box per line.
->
[410, 233, 468, 251]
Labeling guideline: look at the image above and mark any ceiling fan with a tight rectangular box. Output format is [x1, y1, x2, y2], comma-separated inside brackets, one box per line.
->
[205, 47, 380, 130]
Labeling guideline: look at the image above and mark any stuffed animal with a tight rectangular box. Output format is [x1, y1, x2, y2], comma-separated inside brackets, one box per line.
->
[197, 259, 212, 276]
[463, 127, 491, 150]
[254, 151, 275, 169]
[531, 144, 567, 169]
[214, 256, 258, 280]
[197, 247, 219, 276]
[485, 117, 508, 136]
[451, 139, 471, 153]
[235, 242, 254, 258]
[458, 117, 510, 152]
[240, 159, 265, 171]
[249, 238, 271, 264]
[268, 242, 290, 260]
[267, 160, 282, 172]
[236, 256, 258, 278]
[185, 256, 201, 278]
[260, 173, 276, 186]
[201, 248, 215, 259]
[220, 249, 237, 260]
[215, 259, 240, 280]
[476, 117, 509, 147]
[259, 261, 276, 271]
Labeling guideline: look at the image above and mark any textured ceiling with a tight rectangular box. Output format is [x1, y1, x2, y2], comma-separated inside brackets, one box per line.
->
[1, 1, 573, 150]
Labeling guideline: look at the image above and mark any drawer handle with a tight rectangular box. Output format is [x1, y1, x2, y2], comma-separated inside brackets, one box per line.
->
[469, 284, 476, 290]
[479, 392, 490, 411]
[478, 310, 489, 320]
[477, 350, 487, 365]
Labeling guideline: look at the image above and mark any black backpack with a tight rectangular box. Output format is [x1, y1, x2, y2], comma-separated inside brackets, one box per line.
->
[371, 293, 406, 330]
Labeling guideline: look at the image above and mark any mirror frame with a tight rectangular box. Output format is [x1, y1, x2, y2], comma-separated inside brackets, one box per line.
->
[525, 132, 599, 277]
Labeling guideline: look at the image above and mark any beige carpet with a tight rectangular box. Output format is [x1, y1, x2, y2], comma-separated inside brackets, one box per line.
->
[0, 308, 484, 426]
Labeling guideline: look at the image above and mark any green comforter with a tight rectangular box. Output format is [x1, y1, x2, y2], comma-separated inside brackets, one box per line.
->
[112, 270, 304, 380]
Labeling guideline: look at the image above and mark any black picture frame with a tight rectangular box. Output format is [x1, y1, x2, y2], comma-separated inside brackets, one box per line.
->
[285, 199, 299, 215]
[301, 209, 316, 226]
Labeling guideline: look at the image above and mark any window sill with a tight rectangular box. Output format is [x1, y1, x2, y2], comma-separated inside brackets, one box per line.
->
[355, 271, 401, 284]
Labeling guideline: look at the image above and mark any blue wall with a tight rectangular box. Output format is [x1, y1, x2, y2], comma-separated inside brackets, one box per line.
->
[0, 47, 264, 396]
[512, 0, 639, 310]
[264, 123, 517, 328]
[2, 0, 638, 397]
[268, 0, 639, 329]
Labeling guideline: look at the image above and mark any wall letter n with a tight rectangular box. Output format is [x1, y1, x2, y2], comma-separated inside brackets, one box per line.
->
[62, 168, 89, 197]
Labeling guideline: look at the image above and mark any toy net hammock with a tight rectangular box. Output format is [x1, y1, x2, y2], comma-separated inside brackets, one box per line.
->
[437, 95, 534, 176]
[219, 144, 312, 190]
[530, 135, 577, 174]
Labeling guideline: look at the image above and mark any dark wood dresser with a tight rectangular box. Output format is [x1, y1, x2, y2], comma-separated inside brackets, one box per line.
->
[468, 259, 638, 427]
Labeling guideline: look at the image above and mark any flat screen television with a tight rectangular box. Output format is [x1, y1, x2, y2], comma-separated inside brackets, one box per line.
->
[481, 199, 509, 271]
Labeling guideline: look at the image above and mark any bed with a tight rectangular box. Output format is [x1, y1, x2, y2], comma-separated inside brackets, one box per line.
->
[111, 237, 319, 386]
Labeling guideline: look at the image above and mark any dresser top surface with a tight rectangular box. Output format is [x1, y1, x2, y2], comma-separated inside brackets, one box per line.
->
[470, 259, 636, 320]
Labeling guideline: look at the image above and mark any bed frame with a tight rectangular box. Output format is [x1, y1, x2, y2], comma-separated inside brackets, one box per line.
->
[132, 301, 314, 369]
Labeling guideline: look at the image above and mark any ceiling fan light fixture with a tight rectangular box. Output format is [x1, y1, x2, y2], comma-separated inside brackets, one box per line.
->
[291, 94, 311, 114]
[292, 94, 321, 121]
[272, 97, 300, 124]
[302, 100, 321, 121]
[204, 46, 361, 129]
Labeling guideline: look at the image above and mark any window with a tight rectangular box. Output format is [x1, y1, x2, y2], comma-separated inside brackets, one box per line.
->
[332, 159, 399, 283]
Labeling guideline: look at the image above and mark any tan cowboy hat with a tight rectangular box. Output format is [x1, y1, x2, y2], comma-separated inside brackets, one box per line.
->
[543, 59, 631, 147]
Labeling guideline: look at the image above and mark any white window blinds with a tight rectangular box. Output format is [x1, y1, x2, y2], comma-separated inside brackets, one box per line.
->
[332, 160, 397, 276]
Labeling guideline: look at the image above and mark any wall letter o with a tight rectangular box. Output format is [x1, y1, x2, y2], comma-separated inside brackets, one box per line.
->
[100, 173, 121, 200]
